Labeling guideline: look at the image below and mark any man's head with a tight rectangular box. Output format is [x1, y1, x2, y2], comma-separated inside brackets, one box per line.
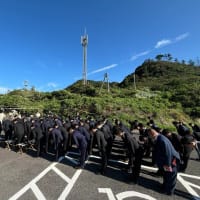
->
[162, 129, 172, 137]
[115, 128, 125, 137]
[147, 128, 159, 140]
[90, 126, 97, 133]
[71, 120, 79, 129]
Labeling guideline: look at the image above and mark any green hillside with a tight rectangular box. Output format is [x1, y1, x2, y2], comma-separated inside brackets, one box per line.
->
[120, 60, 200, 90]
[0, 58, 200, 129]
[120, 60, 200, 117]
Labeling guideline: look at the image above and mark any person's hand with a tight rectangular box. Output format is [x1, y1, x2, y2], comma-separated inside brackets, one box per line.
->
[163, 165, 172, 172]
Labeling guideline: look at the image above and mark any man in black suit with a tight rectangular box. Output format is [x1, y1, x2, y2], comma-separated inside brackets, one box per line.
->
[116, 128, 144, 184]
[148, 128, 180, 195]
[91, 122, 108, 175]
[2, 118, 13, 140]
[68, 123, 88, 169]
[13, 118, 25, 144]
[31, 123, 44, 157]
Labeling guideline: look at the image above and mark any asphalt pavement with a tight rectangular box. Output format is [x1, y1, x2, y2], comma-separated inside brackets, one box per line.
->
[0, 136, 199, 200]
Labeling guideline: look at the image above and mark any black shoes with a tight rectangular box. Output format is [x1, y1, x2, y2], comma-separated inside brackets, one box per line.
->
[126, 179, 138, 185]
[127, 181, 138, 185]
[164, 191, 173, 196]
[95, 170, 106, 175]
[74, 165, 84, 169]
[127, 168, 133, 174]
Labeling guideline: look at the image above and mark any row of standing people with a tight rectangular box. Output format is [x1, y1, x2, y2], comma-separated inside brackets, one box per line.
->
[0, 115, 115, 167]
[131, 119, 200, 172]
[0, 114, 143, 179]
[1, 114, 199, 196]
[124, 118, 199, 196]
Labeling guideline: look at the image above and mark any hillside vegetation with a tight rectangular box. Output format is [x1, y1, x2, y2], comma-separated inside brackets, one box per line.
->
[120, 60, 200, 117]
[0, 56, 200, 129]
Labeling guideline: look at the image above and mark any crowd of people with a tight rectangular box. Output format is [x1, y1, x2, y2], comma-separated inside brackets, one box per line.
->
[0, 111, 199, 196]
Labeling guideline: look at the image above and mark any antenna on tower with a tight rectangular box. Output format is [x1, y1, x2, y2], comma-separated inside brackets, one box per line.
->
[99, 73, 110, 93]
[81, 28, 88, 86]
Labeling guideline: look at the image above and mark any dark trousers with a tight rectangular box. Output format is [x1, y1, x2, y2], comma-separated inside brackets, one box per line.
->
[88, 134, 94, 155]
[101, 149, 108, 172]
[163, 160, 180, 194]
[63, 133, 69, 153]
[15, 133, 24, 144]
[128, 152, 134, 169]
[79, 145, 87, 168]
[106, 137, 113, 159]
[36, 137, 45, 157]
[180, 146, 193, 172]
[45, 132, 50, 153]
[5, 130, 12, 140]
[55, 142, 63, 161]
[132, 147, 144, 182]
[36, 139, 41, 157]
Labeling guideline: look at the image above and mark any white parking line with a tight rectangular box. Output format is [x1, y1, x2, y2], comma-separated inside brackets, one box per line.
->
[52, 166, 72, 183]
[177, 173, 200, 200]
[8, 156, 64, 200]
[86, 153, 158, 172]
[8, 150, 200, 200]
[8, 154, 85, 200]
[31, 184, 46, 200]
[68, 151, 200, 199]
[58, 169, 83, 200]
[98, 188, 157, 200]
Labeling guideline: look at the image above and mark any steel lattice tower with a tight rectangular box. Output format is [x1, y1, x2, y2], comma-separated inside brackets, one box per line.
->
[81, 30, 88, 85]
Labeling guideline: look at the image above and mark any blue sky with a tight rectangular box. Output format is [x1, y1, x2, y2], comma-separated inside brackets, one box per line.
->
[0, 0, 199, 93]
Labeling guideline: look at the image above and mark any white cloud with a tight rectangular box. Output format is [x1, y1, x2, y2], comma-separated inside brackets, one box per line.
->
[175, 32, 190, 41]
[154, 32, 189, 49]
[47, 82, 58, 88]
[88, 64, 118, 75]
[130, 50, 151, 61]
[73, 64, 117, 81]
[155, 39, 172, 49]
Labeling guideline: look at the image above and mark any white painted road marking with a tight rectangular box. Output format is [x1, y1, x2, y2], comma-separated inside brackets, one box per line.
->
[68, 151, 200, 199]
[58, 169, 83, 200]
[8, 154, 84, 200]
[69, 151, 200, 199]
[98, 188, 157, 200]
[177, 173, 200, 200]
[83, 153, 158, 172]
[8, 151, 200, 200]
[31, 184, 46, 200]
[98, 188, 117, 200]
[116, 191, 157, 200]
[9, 159, 63, 200]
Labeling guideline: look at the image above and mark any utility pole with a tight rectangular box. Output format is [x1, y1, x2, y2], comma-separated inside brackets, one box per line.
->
[81, 29, 88, 86]
[24, 80, 28, 90]
[99, 73, 110, 93]
[133, 72, 136, 90]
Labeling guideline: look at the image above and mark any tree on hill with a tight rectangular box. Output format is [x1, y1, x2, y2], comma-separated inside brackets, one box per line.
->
[155, 54, 164, 61]
[188, 59, 195, 66]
